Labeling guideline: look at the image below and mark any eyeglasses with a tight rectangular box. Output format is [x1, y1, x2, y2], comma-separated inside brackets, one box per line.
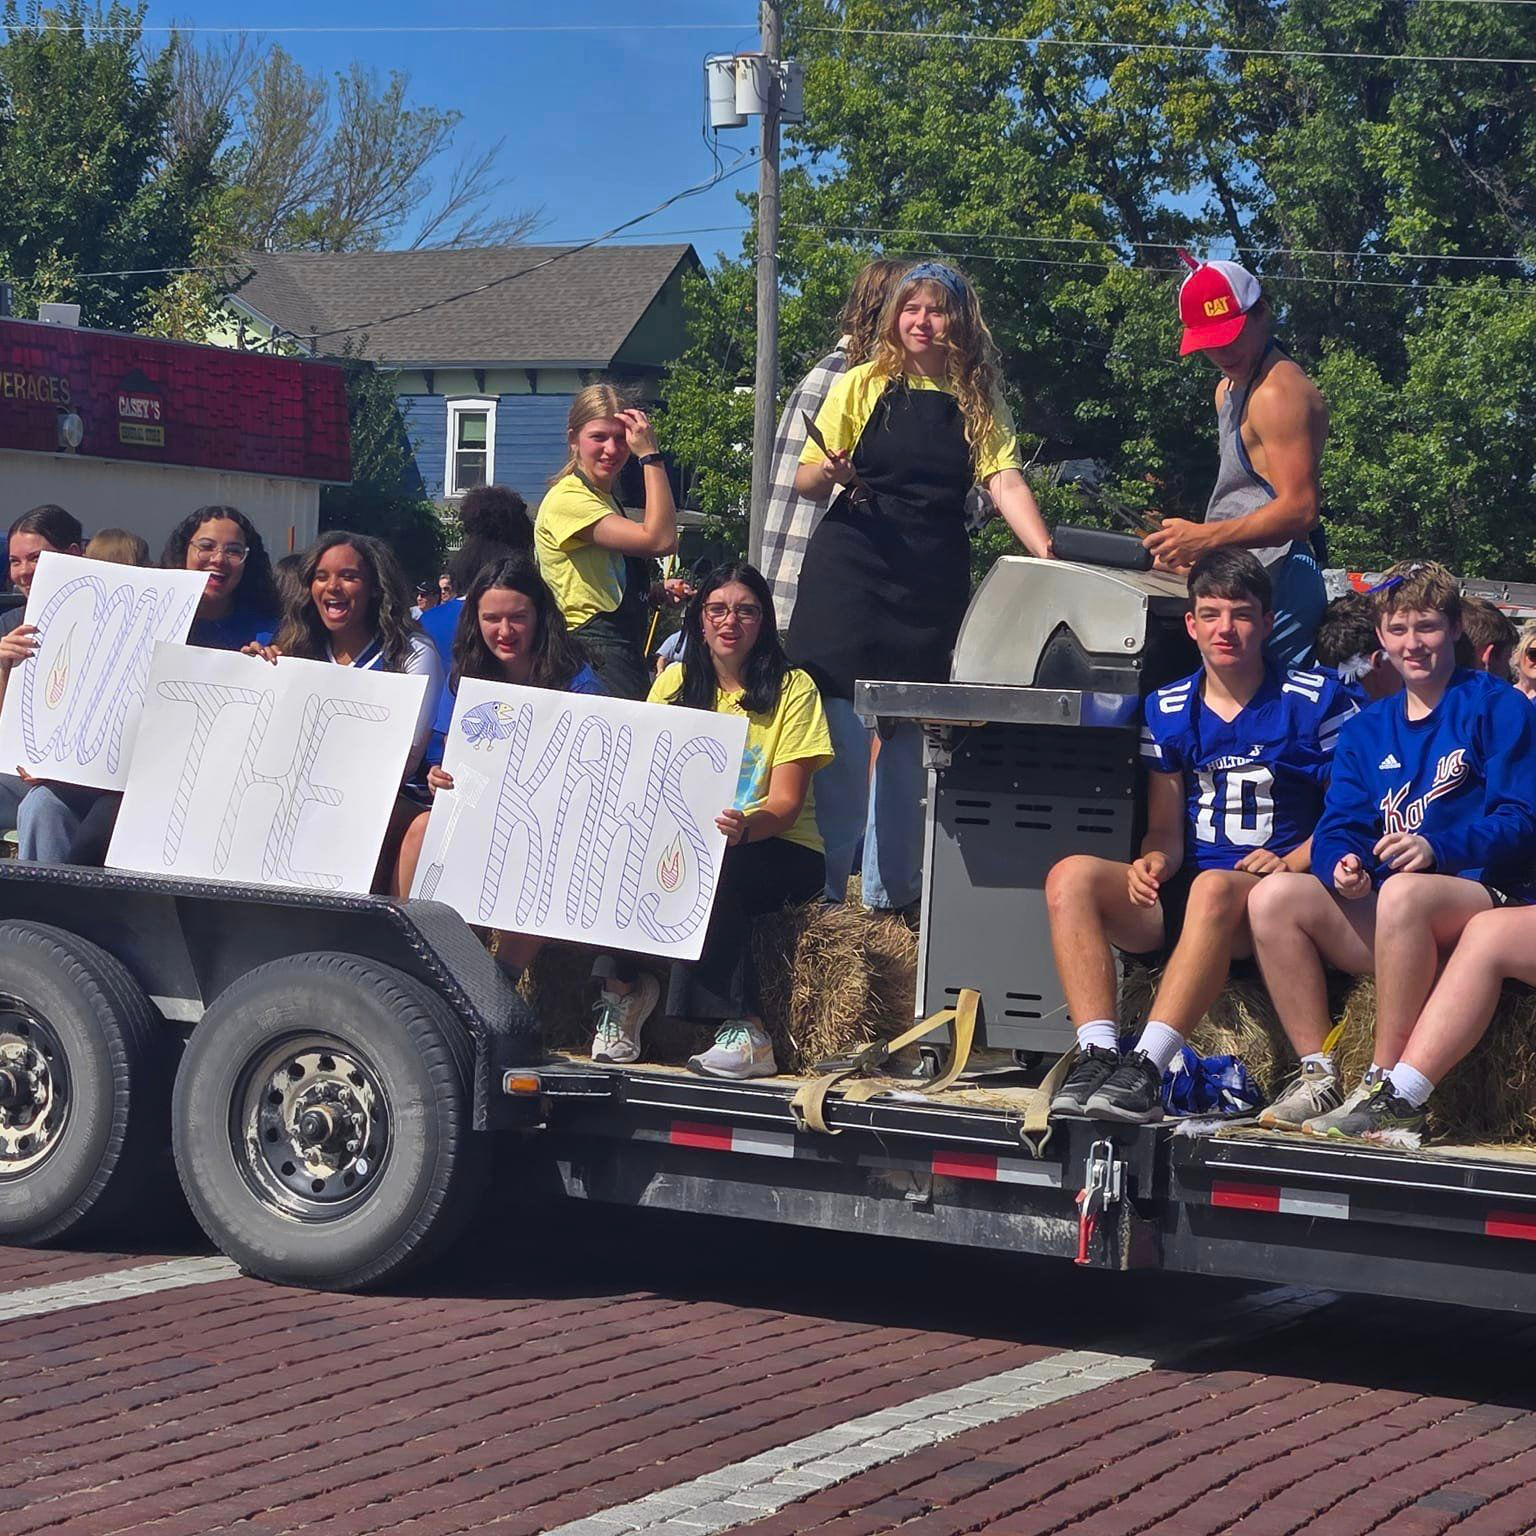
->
[702, 602, 763, 625]
[190, 538, 249, 563]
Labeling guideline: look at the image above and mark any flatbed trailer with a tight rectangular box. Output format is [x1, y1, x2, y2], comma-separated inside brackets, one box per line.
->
[0, 558, 1533, 1307]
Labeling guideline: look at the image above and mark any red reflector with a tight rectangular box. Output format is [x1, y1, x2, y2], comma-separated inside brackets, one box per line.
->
[1211, 1180, 1282, 1213]
[669, 1121, 734, 1151]
[1486, 1211, 1536, 1242]
[932, 1150, 999, 1181]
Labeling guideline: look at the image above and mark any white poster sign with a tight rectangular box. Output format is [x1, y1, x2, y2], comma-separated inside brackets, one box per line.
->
[412, 679, 747, 961]
[107, 645, 427, 894]
[0, 551, 207, 791]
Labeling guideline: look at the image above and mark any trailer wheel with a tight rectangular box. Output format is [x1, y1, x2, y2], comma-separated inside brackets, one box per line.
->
[172, 952, 485, 1291]
[0, 921, 170, 1245]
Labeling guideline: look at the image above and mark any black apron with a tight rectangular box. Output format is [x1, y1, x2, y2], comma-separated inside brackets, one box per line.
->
[788, 381, 973, 700]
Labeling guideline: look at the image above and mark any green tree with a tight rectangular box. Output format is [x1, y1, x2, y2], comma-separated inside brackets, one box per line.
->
[0, 0, 224, 331]
[172, 41, 539, 253]
[319, 344, 447, 581]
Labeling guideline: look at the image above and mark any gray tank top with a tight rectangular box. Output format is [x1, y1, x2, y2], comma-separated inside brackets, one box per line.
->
[1206, 344, 1297, 569]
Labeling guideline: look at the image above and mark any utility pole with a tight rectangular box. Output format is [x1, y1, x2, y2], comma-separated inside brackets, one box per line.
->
[747, 0, 782, 568]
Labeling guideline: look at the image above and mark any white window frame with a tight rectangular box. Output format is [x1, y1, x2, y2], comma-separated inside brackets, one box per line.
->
[445, 396, 497, 498]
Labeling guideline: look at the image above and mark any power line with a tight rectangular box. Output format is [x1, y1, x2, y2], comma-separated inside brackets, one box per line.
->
[1, 21, 757, 34]
[782, 221, 1536, 267]
[802, 23, 1536, 67]
[307, 151, 759, 343]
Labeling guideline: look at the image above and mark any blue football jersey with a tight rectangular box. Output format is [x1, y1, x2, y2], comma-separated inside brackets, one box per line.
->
[1140, 666, 1358, 870]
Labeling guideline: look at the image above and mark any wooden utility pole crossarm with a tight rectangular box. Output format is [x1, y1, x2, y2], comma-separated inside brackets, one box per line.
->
[748, 0, 782, 568]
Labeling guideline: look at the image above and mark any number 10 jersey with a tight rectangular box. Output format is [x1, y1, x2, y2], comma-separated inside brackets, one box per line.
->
[1139, 665, 1358, 871]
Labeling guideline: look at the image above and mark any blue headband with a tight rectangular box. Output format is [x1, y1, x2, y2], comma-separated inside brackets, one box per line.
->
[905, 261, 967, 302]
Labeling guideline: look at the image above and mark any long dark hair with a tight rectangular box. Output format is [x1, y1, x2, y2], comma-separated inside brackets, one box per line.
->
[661, 562, 788, 716]
[452, 556, 589, 691]
[161, 505, 279, 619]
[273, 529, 421, 670]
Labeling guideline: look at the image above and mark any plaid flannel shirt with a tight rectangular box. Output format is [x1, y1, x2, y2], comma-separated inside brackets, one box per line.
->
[759, 344, 849, 630]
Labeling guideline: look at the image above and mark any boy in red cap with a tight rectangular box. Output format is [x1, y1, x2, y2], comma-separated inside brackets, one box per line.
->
[1146, 259, 1329, 670]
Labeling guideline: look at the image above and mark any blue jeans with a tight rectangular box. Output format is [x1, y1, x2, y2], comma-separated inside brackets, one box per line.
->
[813, 698, 925, 910]
[1265, 546, 1326, 671]
[17, 783, 108, 863]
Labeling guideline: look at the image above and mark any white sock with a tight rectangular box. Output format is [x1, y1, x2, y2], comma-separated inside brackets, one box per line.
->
[1076, 1020, 1118, 1054]
[1135, 1020, 1186, 1074]
[1387, 1062, 1435, 1107]
[1366, 1062, 1389, 1085]
[1300, 1051, 1336, 1076]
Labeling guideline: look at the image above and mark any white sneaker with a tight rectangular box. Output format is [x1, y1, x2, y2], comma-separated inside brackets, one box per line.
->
[688, 1021, 777, 1080]
[1258, 1059, 1342, 1130]
[590, 972, 661, 1064]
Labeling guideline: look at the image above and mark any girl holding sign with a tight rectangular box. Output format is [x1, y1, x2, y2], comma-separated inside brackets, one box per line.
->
[533, 385, 680, 701]
[639, 563, 833, 1080]
[31, 508, 284, 868]
[393, 557, 604, 972]
[0, 505, 84, 840]
[258, 531, 443, 775]
[790, 262, 1053, 914]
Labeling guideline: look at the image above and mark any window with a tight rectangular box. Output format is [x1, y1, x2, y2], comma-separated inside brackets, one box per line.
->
[445, 398, 496, 497]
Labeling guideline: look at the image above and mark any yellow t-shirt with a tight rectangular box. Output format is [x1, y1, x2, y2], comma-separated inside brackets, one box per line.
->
[534, 473, 627, 630]
[799, 361, 1022, 481]
[648, 663, 833, 854]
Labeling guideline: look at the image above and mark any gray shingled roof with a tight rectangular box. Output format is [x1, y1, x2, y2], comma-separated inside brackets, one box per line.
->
[227, 244, 696, 367]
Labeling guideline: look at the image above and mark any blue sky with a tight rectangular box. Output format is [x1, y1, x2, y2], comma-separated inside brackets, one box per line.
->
[149, 3, 766, 260]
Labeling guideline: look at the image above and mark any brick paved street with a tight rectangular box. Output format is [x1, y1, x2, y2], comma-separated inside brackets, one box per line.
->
[2, 1206, 1533, 1536]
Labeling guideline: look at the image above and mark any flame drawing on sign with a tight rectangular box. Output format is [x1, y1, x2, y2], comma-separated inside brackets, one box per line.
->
[45, 625, 75, 709]
[657, 834, 685, 893]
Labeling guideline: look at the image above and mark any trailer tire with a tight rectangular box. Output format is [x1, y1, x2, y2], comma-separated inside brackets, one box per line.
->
[0, 921, 170, 1245]
[172, 952, 485, 1291]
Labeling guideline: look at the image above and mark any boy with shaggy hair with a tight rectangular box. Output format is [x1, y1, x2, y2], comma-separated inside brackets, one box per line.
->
[1248, 561, 1536, 1138]
[1314, 593, 1402, 703]
[1044, 549, 1356, 1124]
[1459, 594, 1517, 679]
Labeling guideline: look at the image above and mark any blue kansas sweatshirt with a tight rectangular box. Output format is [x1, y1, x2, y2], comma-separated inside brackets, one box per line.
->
[1311, 669, 1536, 895]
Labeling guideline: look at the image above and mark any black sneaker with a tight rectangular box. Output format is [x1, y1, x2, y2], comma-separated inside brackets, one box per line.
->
[1050, 1045, 1121, 1117]
[1083, 1050, 1165, 1124]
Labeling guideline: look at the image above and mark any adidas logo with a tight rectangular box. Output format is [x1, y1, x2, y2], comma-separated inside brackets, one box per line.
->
[1379, 753, 1402, 771]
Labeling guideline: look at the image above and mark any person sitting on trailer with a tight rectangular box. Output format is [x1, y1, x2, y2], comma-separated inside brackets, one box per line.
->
[1313, 593, 1402, 705]
[1248, 560, 1536, 1138]
[246, 530, 444, 888]
[1044, 548, 1357, 1124]
[1354, 881, 1536, 1146]
[0, 505, 84, 842]
[613, 562, 832, 1080]
[393, 556, 605, 974]
[1458, 595, 1517, 680]
[24, 506, 282, 868]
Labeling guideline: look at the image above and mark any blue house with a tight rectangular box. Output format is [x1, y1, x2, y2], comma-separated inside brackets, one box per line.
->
[221, 243, 699, 506]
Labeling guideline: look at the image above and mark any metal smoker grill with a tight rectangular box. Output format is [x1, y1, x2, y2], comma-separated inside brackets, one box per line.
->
[856, 557, 1197, 1057]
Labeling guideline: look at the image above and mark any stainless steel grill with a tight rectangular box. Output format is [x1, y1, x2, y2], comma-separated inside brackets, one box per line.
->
[856, 556, 1196, 1057]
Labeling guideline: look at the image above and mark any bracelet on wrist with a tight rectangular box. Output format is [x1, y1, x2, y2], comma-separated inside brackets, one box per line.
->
[638, 452, 664, 467]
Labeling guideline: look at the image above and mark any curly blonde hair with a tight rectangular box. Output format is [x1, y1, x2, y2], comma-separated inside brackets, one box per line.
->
[867, 265, 1003, 470]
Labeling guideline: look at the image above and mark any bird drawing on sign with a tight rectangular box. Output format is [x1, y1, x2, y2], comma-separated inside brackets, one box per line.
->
[460, 699, 519, 749]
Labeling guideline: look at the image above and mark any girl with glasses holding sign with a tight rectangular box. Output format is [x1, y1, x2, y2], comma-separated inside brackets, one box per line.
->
[164, 506, 279, 653]
[789, 262, 1054, 914]
[590, 563, 832, 1080]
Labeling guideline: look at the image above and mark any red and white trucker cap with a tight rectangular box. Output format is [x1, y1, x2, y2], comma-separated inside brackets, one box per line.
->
[1178, 260, 1262, 355]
